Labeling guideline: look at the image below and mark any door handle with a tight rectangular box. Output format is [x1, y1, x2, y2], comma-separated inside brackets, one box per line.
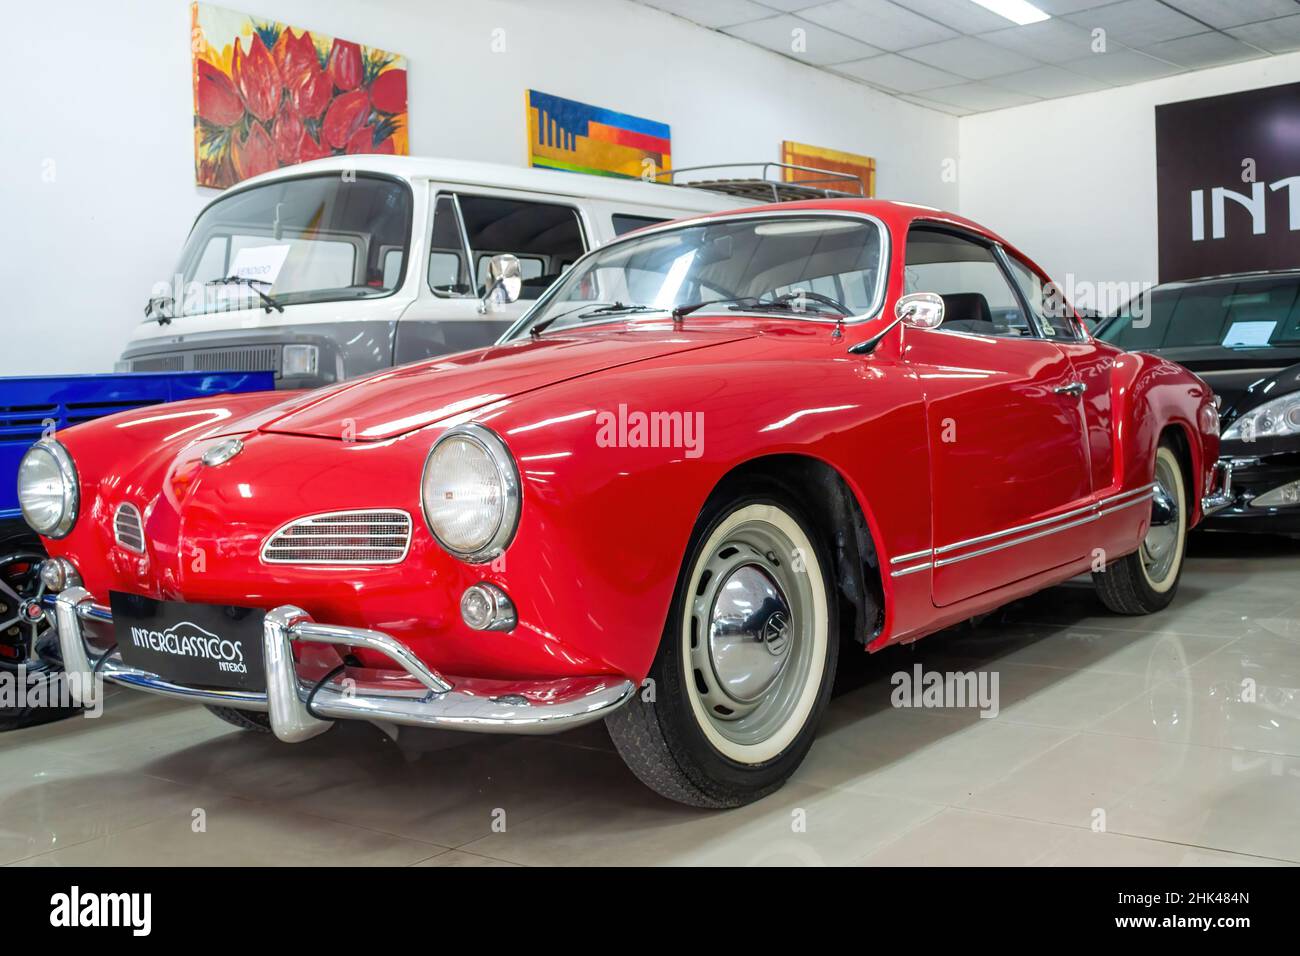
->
[1054, 381, 1086, 397]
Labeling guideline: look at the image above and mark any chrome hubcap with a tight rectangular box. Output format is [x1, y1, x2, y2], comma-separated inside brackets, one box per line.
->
[707, 564, 793, 704]
[687, 516, 816, 747]
[1142, 457, 1181, 583]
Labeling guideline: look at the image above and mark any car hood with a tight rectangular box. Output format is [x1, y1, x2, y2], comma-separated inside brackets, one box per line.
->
[1223, 356, 1300, 420]
[253, 328, 757, 441]
[1150, 345, 1300, 408]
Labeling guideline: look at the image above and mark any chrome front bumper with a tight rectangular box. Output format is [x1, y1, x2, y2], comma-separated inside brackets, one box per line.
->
[1202, 459, 1234, 515]
[53, 587, 634, 742]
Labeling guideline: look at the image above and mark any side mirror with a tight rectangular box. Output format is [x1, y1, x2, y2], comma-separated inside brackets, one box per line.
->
[848, 292, 944, 355]
[480, 254, 522, 312]
[897, 291, 944, 329]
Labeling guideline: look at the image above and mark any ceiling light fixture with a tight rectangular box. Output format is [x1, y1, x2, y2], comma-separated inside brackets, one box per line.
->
[969, 0, 1051, 26]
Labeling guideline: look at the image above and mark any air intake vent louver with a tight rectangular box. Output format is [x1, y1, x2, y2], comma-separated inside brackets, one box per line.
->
[261, 510, 412, 565]
[114, 503, 146, 553]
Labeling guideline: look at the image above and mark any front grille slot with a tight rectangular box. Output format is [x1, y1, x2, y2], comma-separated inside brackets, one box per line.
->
[262, 510, 412, 565]
[131, 346, 280, 375]
[192, 346, 279, 373]
[114, 503, 146, 553]
[129, 355, 185, 372]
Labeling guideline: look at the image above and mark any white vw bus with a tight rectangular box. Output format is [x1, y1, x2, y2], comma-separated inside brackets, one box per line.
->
[118, 156, 749, 389]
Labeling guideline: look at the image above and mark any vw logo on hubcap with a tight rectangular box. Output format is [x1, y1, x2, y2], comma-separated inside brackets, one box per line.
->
[762, 611, 790, 657]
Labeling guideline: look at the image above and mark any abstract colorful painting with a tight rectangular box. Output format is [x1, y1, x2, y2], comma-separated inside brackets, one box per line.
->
[191, 3, 408, 189]
[527, 90, 671, 180]
[781, 141, 875, 198]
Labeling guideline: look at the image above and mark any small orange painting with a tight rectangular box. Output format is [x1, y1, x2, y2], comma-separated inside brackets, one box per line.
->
[781, 141, 875, 198]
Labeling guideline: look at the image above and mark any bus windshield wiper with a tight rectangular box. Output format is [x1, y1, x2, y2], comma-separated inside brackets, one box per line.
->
[144, 296, 175, 325]
[206, 275, 285, 313]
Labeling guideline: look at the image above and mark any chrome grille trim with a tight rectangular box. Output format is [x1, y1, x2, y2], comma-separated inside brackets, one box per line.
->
[113, 503, 146, 553]
[261, 510, 412, 565]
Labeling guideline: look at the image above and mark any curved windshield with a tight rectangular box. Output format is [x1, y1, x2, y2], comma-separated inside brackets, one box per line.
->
[162, 174, 412, 319]
[1099, 274, 1300, 351]
[510, 214, 885, 338]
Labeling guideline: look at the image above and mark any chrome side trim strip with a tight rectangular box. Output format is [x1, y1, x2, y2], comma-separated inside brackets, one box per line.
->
[891, 548, 934, 565]
[887, 484, 1158, 579]
[933, 483, 1157, 556]
[1096, 491, 1161, 518]
[933, 513, 1101, 568]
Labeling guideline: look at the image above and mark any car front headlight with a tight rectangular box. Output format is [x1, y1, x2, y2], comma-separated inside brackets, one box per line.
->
[420, 423, 520, 563]
[1222, 392, 1300, 442]
[17, 439, 79, 538]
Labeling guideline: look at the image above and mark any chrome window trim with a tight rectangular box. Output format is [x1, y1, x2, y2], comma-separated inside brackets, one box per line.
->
[499, 208, 892, 342]
[419, 422, 522, 564]
[260, 509, 414, 566]
[887, 484, 1159, 579]
[113, 502, 146, 554]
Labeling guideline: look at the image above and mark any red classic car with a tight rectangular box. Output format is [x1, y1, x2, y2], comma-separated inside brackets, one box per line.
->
[22, 199, 1230, 807]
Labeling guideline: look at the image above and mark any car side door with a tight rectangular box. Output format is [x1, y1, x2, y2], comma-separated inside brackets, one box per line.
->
[1002, 251, 1117, 497]
[900, 226, 1094, 607]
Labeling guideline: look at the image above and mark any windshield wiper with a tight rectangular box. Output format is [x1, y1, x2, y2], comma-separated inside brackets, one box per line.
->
[672, 297, 759, 319]
[206, 275, 285, 313]
[529, 302, 656, 338]
[144, 295, 175, 325]
[674, 292, 850, 319]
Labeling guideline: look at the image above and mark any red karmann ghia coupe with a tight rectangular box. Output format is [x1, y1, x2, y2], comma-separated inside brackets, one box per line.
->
[22, 200, 1230, 807]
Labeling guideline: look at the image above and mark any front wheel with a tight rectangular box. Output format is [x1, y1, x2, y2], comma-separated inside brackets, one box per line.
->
[1093, 441, 1189, 615]
[606, 491, 838, 808]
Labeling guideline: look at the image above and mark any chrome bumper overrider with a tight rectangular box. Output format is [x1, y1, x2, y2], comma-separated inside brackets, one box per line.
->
[1202, 459, 1234, 515]
[53, 587, 635, 741]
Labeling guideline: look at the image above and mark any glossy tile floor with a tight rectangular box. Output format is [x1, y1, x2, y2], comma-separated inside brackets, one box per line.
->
[4, 532, 1299, 867]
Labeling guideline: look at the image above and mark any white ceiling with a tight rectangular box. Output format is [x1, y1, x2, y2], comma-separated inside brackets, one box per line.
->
[632, 0, 1300, 114]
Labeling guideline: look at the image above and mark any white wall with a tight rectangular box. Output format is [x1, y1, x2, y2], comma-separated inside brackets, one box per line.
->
[1, 0, 957, 376]
[958, 51, 1300, 306]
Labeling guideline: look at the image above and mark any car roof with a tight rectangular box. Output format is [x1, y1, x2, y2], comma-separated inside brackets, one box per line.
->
[1146, 269, 1300, 291]
[658, 196, 1040, 271]
[226, 154, 742, 214]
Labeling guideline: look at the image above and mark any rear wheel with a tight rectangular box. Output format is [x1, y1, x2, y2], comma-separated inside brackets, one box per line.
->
[606, 489, 838, 808]
[205, 705, 272, 732]
[1093, 442, 1188, 615]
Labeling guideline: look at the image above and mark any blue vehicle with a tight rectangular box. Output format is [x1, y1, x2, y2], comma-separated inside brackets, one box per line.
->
[1, 371, 273, 728]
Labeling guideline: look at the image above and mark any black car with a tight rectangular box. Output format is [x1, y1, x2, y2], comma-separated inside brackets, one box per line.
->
[1097, 270, 1300, 535]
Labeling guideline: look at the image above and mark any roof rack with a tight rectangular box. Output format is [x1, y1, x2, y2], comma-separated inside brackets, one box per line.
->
[652, 162, 866, 204]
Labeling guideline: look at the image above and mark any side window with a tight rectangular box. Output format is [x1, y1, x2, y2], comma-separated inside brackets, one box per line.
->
[427, 195, 472, 296]
[456, 195, 586, 300]
[612, 213, 667, 236]
[903, 229, 1034, 338]
[1006, 255, 1082, 340]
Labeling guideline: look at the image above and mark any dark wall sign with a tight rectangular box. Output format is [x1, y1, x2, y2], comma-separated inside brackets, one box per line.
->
[1156, 81, 1300, 282]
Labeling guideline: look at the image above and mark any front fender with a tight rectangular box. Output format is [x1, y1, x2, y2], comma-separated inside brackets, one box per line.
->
[473, 351, 927, 681]
[1111, 350, 1218, 523]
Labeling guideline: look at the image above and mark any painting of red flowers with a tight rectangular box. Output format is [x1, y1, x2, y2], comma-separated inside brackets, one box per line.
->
[192, 3, 408, 189]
